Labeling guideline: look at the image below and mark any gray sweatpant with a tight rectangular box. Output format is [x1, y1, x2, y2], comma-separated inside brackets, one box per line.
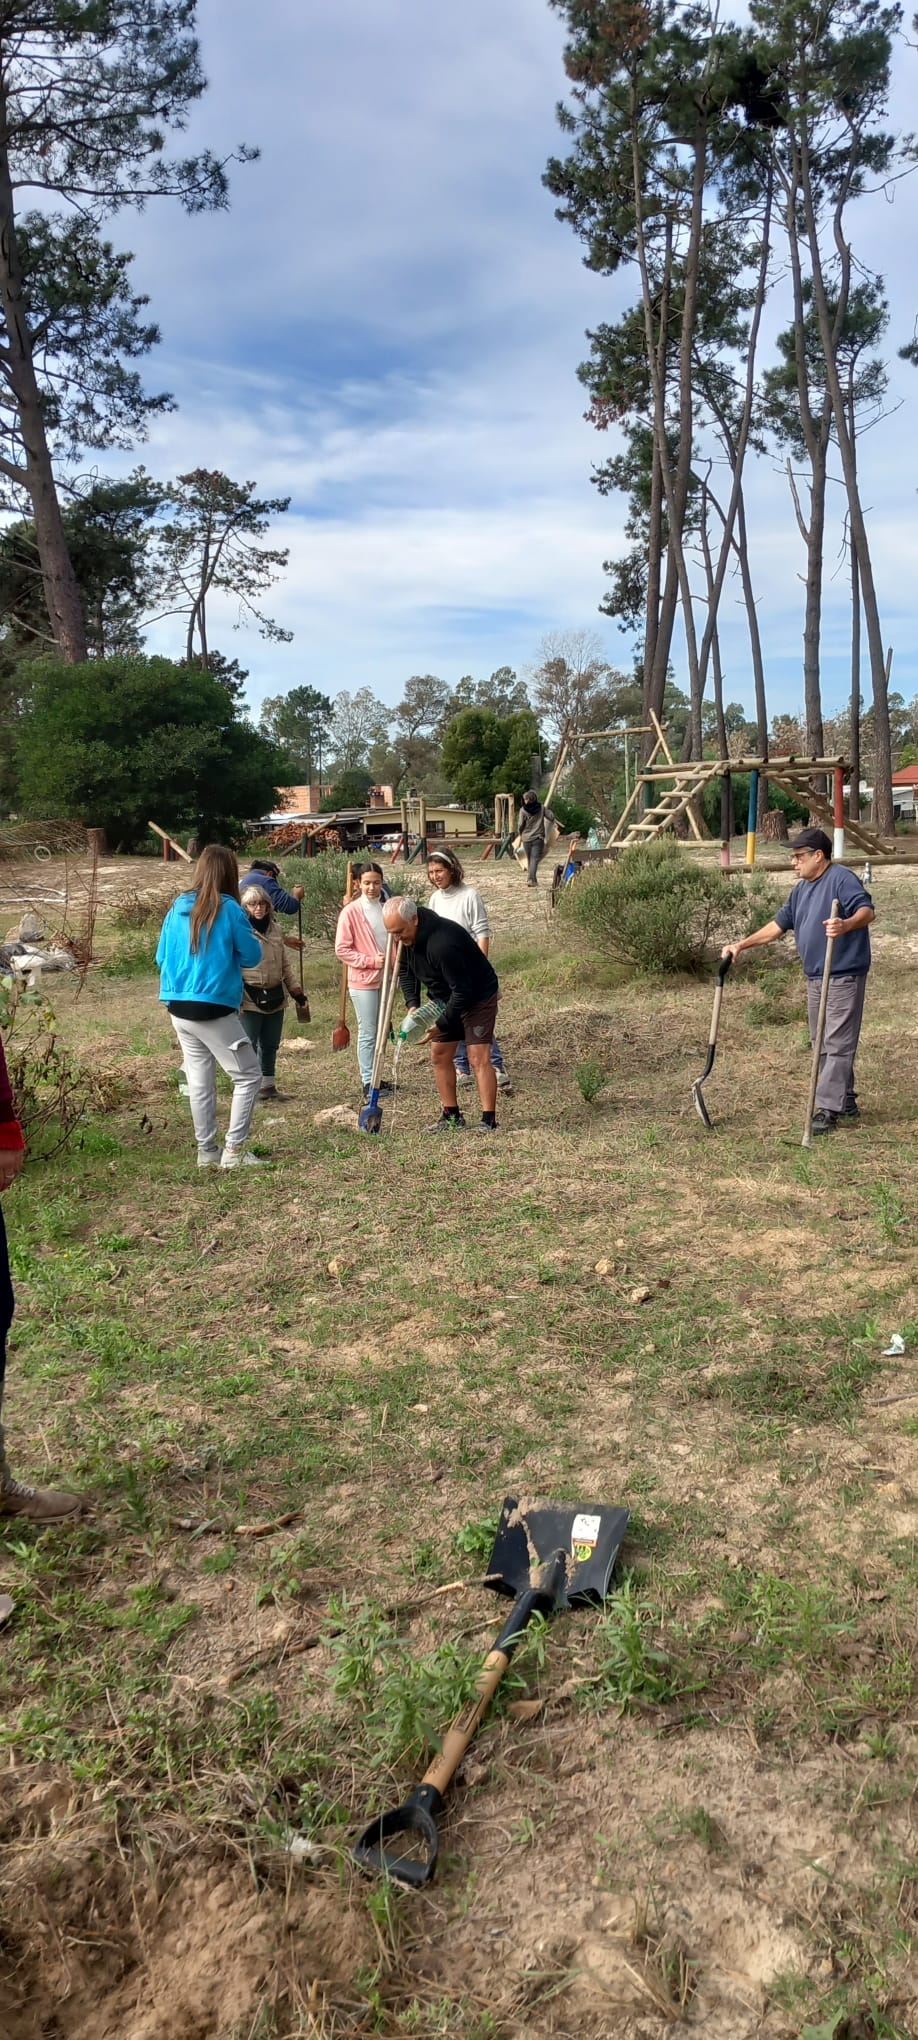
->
[805, 972, 867, 1115]
[170, 1012, 262, 1157]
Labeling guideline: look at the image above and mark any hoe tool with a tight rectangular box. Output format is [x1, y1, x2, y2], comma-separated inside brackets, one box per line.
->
[692, 952, 732, 1128]
[332, 860, 354, 1050]
[352, 1495, 629, 1887]
[358, 933, 402, 1134]
[801, 895, 840, 1148]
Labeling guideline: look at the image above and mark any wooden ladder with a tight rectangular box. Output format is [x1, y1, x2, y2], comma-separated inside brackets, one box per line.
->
[608, 717, 715, 846]
[765, 773, 893, 858]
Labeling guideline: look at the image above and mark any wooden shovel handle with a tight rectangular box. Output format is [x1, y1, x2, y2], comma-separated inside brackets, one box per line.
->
[337, 859, 355, 1023]
[420, 1649, 510, 1797]
[802, 896, 840, 1147]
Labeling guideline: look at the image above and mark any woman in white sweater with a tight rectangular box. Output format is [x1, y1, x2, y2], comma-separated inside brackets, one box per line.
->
[425, 847, 511, 1091]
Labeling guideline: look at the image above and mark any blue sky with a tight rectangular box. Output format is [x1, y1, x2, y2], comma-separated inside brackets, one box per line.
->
[118, 0, 918, 726]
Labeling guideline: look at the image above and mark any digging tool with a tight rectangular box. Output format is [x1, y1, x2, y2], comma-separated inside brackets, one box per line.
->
[294, 902, 310, 1024]
[358, 933, 402, 1134]
[801, 895, 840, 1148]
[332, 860, 354, 1051]
[352, 1495, 629, 1887]
[692, 953, 732, 1128]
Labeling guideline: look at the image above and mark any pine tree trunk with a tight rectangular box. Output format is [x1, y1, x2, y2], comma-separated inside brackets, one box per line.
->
[803, 448, 826, 759]
[0, 109, 87, 662]
[849, 545, 861, 822]
[798, 140, 893, 834]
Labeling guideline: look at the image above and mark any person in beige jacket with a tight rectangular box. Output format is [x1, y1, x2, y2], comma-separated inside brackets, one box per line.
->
[240, 882, 308, 1100]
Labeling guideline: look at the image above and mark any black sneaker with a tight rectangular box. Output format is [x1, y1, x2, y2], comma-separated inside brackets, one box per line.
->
[362, 1082, 393, 1101]
[811, 1110, 837, 1136]
[841, 1094, 860, 1119]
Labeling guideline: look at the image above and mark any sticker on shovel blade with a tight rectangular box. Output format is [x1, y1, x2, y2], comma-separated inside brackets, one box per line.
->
[571, 1512, 601, 1565]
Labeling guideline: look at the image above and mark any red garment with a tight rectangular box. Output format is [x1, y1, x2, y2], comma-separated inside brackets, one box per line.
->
[0, 1036, 25, 1151]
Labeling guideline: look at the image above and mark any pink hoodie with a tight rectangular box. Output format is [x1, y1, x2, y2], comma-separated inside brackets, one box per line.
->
[334, 898, 386, 988]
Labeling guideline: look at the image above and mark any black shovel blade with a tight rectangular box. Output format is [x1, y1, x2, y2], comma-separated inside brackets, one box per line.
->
[692, 1078, 713, 1128]
[484, 1496, 630, 1608]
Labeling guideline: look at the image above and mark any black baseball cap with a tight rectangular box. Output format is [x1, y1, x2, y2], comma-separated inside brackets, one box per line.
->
[789, 827, 832, 857]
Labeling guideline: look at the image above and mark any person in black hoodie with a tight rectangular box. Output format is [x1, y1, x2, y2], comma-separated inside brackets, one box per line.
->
[382, 895, 500, 1133]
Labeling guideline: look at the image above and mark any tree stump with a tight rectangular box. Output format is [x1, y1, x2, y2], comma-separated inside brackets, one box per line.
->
[85, 827, 108, 857]
[760, 809, 789, 842]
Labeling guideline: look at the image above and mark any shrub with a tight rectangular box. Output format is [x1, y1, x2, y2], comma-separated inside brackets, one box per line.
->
[98, 930, 160, 978]
[109, 887, 168, 931]
[0, 977, 119, 1152]
[575, 1056, 605, 1103]
[552, 791, 595, 836]
[560, 840, 736, 974]
[280, 854, 409, 941]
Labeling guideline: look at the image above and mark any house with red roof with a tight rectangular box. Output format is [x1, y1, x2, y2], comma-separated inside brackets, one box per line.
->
[891, 764, 918, 820]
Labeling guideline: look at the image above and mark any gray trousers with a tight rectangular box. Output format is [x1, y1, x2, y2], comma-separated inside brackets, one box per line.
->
[170, 1013, 262, 1156]
[805, 972, 867, 1115]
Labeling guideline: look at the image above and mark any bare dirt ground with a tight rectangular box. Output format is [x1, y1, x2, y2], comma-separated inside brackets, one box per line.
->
[1, 845, 917, 2040]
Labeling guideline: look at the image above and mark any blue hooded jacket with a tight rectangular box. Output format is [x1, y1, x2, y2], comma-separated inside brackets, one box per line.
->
[156, 892, 262, 1007]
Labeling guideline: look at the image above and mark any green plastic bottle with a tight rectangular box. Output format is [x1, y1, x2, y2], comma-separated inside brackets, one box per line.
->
[397, 999, 445, 1043]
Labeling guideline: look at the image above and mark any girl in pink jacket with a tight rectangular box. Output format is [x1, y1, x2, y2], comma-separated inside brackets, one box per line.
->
[334, 864, 391, 1098]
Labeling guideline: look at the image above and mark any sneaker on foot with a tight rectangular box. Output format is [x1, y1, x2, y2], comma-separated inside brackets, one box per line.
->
[471, 1119, 499, 1134]
[198, 1148, 221, 1168]
[455, 1069, 474, 1087]
[0, 1477, 83, 1523]
[426, 1113, 466, 1133]
[495, 1069, 512, 1092]
[841, 1094, 860, 1119]
[810, 1110, 837, 1137]
[220, 1148, 270, 1169]
[361, 1082, 393, 1101]
[259, 1085, 294, 1102]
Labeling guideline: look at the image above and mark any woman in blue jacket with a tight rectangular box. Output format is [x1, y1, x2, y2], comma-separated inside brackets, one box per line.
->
[156, 845, 266, 1169]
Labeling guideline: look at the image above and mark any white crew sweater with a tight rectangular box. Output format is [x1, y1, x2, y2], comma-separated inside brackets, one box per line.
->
[426, 882, 490, 945]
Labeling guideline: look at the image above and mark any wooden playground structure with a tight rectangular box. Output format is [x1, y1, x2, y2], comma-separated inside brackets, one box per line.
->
[548, 714, 896, 867]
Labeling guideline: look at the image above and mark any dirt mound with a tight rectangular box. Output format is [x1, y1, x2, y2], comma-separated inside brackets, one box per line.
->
[0, 1772, 372, 2040]
[512, 1003, 633, 1072]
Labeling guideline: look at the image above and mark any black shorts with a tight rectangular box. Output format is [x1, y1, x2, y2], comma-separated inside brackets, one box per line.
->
[437, 994, 499, 1046]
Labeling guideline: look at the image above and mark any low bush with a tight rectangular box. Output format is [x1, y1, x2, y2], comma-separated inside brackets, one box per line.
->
[280, 854, 409, 941]
[109, 887, 170, 931]
[560, 840, 737, 974]
[0, 976, 119, 1151]
[97, 930, 160, 978]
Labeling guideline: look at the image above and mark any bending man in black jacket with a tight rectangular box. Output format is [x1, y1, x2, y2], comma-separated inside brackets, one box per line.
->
[382, 896, 501, 1133]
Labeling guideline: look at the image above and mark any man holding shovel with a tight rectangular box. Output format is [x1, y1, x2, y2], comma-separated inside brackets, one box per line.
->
[722, 828, 875, 1136]
[382, 897, 501, 1133]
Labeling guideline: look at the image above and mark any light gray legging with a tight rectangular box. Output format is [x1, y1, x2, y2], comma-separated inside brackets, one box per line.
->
[349, 985, 381, 1086]
[170, 1012, 262, 1156]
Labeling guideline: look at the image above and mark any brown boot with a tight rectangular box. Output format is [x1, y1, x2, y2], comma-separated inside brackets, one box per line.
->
[0, 1474, 83, 1523]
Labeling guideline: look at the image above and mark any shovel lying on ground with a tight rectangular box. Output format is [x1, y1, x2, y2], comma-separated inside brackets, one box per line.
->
[357, 932, 402, 1134]
[352, 1494, 630, 1887]
[692, 952, 732, 1128]
[801, 895, 840, 1148]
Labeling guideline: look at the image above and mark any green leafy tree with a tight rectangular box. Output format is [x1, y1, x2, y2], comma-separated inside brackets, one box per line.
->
[327, 688, 390, 774]
[260, 685, 334, 783]
[321, 767, 375, 810]
[155, 470, 291, 666]
[0, 471, 163, 670]
[0, 3, 254, 661]
[440, 707, 542, 805]
[444, 667, 532, 721]
[440, 709, 509, 805]
[15, 654, 281, 847]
